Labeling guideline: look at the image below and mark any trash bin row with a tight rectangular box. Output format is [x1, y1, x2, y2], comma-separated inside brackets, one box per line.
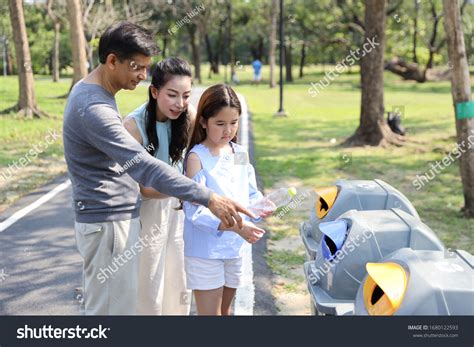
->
[299, 179, 474, 316]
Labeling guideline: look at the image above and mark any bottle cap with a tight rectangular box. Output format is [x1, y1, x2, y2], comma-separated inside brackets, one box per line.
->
[288, 187, 297, 197]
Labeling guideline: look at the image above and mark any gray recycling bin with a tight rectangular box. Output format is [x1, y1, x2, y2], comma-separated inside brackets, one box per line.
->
[354, 247, 474, 315]
[304, 208, 444, 316]
[300, 179, 420, 261]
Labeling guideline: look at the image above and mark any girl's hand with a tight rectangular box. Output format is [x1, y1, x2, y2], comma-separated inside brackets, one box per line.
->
[250, 198, 276, 219]
[234, 221, 265, 244]
[259, 209, 275, 218]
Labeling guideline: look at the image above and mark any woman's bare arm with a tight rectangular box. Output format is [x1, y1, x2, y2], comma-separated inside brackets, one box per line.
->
[124, 116, 168, 199]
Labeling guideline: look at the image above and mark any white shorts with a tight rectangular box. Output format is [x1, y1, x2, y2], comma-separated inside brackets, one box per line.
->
[184, 256, 243, 290]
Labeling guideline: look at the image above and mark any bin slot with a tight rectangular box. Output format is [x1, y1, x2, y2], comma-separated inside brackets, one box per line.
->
[320, 220, 348, 261]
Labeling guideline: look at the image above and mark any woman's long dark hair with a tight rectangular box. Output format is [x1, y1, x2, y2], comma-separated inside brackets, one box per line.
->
[145, 57, 192, 165]
[185, 84, 241, 161]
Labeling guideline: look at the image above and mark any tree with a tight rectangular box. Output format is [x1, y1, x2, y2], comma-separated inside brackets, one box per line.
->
[227, 0, 235, 81]
[46, 0, 65, 82]
[183, 0, 204, 84]
[284, 38, 293, 82]
[412, 0, 420, 63]
[187, 23, 202, 84]
[67, 0, 87, 87]
[345, 0, 403, 147]
[268, 0, 278, 87]
[442, 0, 474, 218]
[7, 0, 44, 118]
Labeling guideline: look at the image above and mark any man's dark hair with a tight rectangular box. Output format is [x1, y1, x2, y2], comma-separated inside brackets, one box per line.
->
[98, 21, 159, 64]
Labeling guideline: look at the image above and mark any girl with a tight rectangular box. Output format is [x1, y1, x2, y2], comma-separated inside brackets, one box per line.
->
[183, 84, 266, 315]
[124, 57, 195, 315]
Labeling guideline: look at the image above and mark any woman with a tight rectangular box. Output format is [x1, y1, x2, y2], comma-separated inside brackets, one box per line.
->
[124, 57, 195, 315]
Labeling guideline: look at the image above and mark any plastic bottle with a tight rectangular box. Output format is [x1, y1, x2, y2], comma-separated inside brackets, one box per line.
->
[249, 187, 297, 222]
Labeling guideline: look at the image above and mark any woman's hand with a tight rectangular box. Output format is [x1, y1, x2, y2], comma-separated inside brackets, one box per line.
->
[140, 185, 169, 199]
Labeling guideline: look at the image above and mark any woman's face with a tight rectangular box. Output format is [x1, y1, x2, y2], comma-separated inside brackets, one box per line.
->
[151, 75, 192, 121]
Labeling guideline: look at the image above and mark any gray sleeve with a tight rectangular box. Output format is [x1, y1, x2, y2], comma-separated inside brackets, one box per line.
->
[82, 103, 212, 206]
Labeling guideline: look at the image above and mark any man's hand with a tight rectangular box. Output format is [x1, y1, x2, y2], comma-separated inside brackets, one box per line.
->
[208, 193, 256, 229]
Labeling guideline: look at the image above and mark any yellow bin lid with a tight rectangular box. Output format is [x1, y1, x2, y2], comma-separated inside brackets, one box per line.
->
[363, 262, 408, 316]
[315, 186, 338, 219]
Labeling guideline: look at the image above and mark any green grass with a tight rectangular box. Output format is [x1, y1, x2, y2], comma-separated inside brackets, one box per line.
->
[265, 249, 306, 280]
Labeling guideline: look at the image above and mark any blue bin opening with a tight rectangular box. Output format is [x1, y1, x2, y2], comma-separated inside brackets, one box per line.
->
[320, 219, 348, 261]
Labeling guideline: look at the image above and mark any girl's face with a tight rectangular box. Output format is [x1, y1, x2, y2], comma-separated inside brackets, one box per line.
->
[201, 107, 240, 147]
[151, 75, 192, 121]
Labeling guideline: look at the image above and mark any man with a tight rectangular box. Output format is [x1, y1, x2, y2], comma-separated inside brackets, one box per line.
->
[63, 21, 255, 315]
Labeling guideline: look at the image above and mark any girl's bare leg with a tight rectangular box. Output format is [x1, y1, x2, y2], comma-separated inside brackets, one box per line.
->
[193, 287, 223, 315]
[221, 286, 237, 316]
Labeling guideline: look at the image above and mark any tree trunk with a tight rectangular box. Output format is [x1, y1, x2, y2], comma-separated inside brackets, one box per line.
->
[442, 0, 474, 218]
[299, 41, 306, 78]
[7, 45, 13, 75]
[228, 1, 235, 77]
[423, 0, 445, 79]
[51, 21, 60, 82]
[188, 26, 201, 84]
[412, 0, 419, 63]
[162, 36, 167, 58]
[47, 0, 60, 82]
[67, 0, 88, 87]
[7, 0, 43, 118]
[214, 23, 224, 74]
[268, 0, 277, 88]
[345, 0, 402, 147]
[258, 36, 264, 61]
[284, 39, 293, 82]
[6, 42, 13, 75]
[204, 33, 217, 76]
[86, 43, 94, 73]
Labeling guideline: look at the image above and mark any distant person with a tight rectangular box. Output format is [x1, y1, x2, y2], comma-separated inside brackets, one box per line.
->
[252, 58, 262, 85]
[63, 21, 254, 315]
[231, 71, 239, 85]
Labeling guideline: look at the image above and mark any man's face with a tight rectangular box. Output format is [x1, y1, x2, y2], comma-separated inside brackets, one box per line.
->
[113, 53, 151, 90]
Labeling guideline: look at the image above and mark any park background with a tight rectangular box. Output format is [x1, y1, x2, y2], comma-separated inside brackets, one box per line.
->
[0, 0, 473, 314]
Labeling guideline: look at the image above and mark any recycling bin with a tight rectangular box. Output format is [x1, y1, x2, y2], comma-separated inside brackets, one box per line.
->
[354, 247, 474, 315]
[304, 208, 444, 316]
[300, 179, 420, 260]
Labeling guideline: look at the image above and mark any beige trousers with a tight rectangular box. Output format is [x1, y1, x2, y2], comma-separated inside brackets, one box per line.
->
[74, 217, 141, 315]
[137, 197, 191, 315]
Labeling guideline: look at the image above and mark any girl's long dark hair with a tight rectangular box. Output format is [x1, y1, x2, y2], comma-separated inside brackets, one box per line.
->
[185, 84, 241, 161]
[145, 57, 192, 165]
